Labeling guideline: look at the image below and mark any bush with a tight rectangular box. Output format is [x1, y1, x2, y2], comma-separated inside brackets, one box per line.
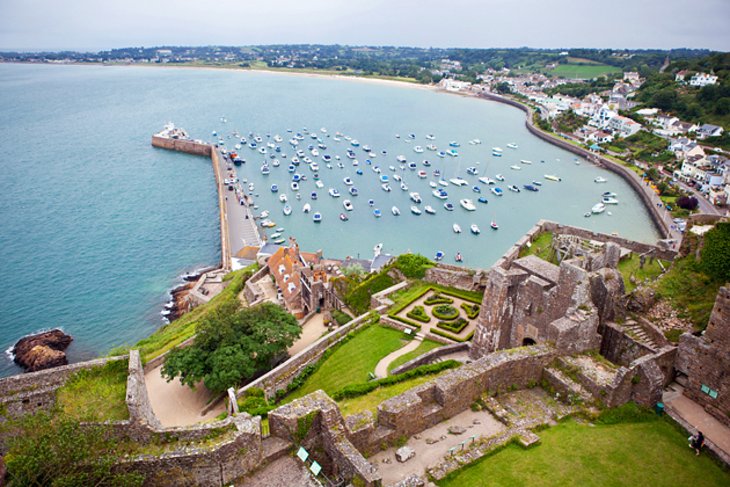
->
[237, 394, 276, 418]
[699, 222, 730, 281]
[676, 196, 699, 210]
[437, 318, 468, 334]
[392, 253, 434, 279]
[345, 272, 396, 315]
[389, 314, 422, 330]
[424, 293, 454, 305]
[664, 328, 684, 343]
[432, 304, 459, 320]
[406, 305, 431, 323]
[332, 309, 353, 326]
[460, 302, 480, 319]
[431, 328, 475, 343]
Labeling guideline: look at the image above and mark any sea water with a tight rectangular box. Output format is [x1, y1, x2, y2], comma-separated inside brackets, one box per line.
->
[0, 64, 658, 376]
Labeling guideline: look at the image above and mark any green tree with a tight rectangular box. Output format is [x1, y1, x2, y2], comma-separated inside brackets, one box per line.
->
[700, 223, 730, 281]
[162, 302, 301, 393]
[494, 82, 512, 94]
[393, 253, 434, 279]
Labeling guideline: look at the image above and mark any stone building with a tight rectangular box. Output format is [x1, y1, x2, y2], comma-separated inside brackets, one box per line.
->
[470, 242, 624, 359]
[675, 286, 730, 426]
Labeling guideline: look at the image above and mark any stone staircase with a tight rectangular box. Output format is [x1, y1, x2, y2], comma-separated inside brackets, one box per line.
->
[622, 320, 660, 350]
[543, 366, 594, 405]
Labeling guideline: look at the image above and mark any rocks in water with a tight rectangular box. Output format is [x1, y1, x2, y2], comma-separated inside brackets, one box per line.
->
[448, 425, 466, 435]
[395, 446, 416, 463]
[12, 329, 72, 372]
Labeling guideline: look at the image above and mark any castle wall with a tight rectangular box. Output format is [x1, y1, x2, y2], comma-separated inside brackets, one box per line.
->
[424, 263, 484, 291]
[151, 135, 212, 156]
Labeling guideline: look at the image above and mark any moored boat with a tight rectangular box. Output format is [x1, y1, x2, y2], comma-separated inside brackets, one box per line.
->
[410, 205, 422, 215]
[453, 223, 462, 233]
[424, 205, 436, 214]
[544, 174, 562, 182]
[459, 198, 476, 211]
[470, 224, 480, 234]
[343, 199, 354, 211]
[392, 206, 401, 216]
[313, 212, 323, 222]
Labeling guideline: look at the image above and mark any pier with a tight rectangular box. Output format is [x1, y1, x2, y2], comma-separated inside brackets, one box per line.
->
[151, 124, 261, 271]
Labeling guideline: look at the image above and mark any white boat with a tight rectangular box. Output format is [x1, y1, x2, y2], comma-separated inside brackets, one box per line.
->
[495, 174, 505, 181]
[413, 146, 424, 153]
[508, 185, 521, 193]
[349, 186, 359, 196]
[417, 170, 428, 179]
[302, 203, 311, 213]
[470, 224, 480, 234]
[429, 181, 438, 188]
[313, 212, 323, 222]
[343, 177, 354, 186]
[507, 143, 518, 149]
[392, 206, 401, 216]
[279, 194, 288, 203]
[491, 187, 504, 196]
[329, 188, 341, 197]
[409, 192, 422, 203]
[602, 191, 617, 197]
[432, 188, 448, 199]
[410, 205, 422, 215]
[478, 177, 496, 185]
[315, 180, 324, 188]
[594, 177, 608, 183]
[592, 203, 606, 214]
[291, 182, 299, 191]
[343, 199, 354, 211]
[459, 199, 476, 211]
[438, 179, 449, 187]
[444, 202, 455, 211]
[396, 155, 407, 163]
[374, 243, 383, 255]
[424, 205, 436, 214]
[283, 205, 292, 216]
[259, 210, 270, 218]
[453, 223, 462, 233]
[544, 174, 562, 182]
[426, 134, 436, 140]
[426, 144, 437, 151]
[449, 177, 468, 187]
[381, 183, 392, 192]
[400, 182, 409, 191]
[270, 232, 282, 239]
[520, 159, 532, 165]
[602, 197, 619, 205]
[510, 165, 521, 171]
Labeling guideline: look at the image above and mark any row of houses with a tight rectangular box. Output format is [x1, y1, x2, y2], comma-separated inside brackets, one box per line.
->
[675, 71, 719, 87]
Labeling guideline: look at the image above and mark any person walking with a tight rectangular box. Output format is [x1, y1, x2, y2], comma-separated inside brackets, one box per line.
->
[690, 431, 705, 456]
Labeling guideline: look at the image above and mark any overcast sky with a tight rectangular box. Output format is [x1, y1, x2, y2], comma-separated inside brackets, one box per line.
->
[1, 0, 728, 52]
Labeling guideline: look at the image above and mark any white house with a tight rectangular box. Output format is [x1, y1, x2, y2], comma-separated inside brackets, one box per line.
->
[697, 124, 724, 139]
[689, 72, 718, 87]
[607, 115, 642, 137]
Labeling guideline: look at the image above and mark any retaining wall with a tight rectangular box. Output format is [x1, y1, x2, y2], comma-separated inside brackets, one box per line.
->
[151, 136, 212, 156]
[424, 264, 484, 291]
[390, 342, 470, 375]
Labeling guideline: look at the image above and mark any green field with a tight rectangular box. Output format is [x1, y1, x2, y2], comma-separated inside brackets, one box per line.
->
[551, 63, 621, 79]
[387, 339, 443, 372]
[285, 325, 409, 400]
[56, 359, 130, 422]
[437, 419, 730, 487]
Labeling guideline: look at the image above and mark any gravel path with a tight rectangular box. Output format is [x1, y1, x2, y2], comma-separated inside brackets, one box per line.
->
[374, 337, 423, 378]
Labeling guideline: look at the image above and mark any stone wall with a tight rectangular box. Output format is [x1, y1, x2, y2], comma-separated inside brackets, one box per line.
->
[126, 350, 162, 430]
[237, 309, 383, 400]
[151, 136, 212, 156]
[243, 265, 271, 305]
[600, 322, 654, 367]
[370, 281, 409, 309]
[424, 264, 485, 291]
[0, 356, 126, 419]
[390, 343, 471, 375]
[675, 286, 730, 427]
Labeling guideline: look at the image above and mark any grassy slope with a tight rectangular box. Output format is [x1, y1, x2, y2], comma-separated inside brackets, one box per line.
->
[387, 339, 443, 372]
[286, 325, 408, 400]
[518, 231, 556, 263]
[551, 63, 621, 79]
[617, 253, 669, 293]
[56, 359, 129, 422]
[437, 419, 729, 487]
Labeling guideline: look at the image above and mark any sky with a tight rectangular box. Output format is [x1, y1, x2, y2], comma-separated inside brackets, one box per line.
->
[1, 0, 728, 52]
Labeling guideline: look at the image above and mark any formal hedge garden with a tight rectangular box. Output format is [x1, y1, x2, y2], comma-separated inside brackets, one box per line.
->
[437, 318, 469, 334]
[432, 304, 460, 320]
[424, 292, 454, 305]
[460, 302, 480, 319]
[406, 305, 431, 323]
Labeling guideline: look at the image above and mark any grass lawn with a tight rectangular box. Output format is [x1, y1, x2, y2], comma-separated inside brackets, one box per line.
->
[518, 231, 555, 262]
[338, 369, 452, 418]
[437, 419, 730, 487]
[551, 63, 621, 79]
[617, 253, 669, 293]
[56, 359, 129, 422]
[387, 339, 443, 372]
[286, 325, 409, 400]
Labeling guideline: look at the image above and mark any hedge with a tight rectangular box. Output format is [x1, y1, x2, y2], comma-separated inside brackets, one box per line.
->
[332, 309, 353, 326]
[430, 328, 475, 343]
[388, 314, 423, 330]
[345, 272, 396, 315]
[424, 293, 454, 306]
[460, 302, 480, 319]
[432, 304, 460, 320]
[406, 305, 431, 323]
[437, 318, 468, 334]
[330, 360, 460, 401]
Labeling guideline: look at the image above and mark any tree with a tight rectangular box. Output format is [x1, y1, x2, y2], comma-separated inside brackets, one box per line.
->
[700, 223, 730, 281]
[494, 82, 512, 94]
[676, 195, 699, 210]
[392, 253, 434, 279]
[162, 302, 301, 393]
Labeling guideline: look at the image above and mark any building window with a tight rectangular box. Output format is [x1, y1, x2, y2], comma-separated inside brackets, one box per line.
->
[701, 384, 718, 399]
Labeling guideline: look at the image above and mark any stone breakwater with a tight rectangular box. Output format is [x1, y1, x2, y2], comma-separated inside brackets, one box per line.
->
[476, 91, 675, 241]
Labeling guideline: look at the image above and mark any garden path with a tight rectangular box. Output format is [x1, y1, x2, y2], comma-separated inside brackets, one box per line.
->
[288, 313, 329, 356]
[374, 336, 423, 378]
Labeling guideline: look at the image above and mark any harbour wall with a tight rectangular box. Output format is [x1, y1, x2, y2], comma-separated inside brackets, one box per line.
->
[151, 135, 212, 156]
[477, 92, 672, 240]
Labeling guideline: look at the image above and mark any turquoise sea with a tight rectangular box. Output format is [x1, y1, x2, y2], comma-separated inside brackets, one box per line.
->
[0, 64, 658, 376]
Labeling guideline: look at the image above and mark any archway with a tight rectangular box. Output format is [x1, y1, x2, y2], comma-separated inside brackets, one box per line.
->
[522, 337, 537, 346]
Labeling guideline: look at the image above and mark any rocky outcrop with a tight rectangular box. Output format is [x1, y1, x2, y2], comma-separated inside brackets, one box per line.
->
[12, 329, 72, 372]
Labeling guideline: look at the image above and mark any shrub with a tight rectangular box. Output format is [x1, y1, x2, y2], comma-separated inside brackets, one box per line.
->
[676, 195, 699, 210]
[392, 253, 434, 279]
[437, 318, 468, 334]
[424, 293, 454, 305]
[345, 272, 396, 315]
[406, 305, 431, 323]
[238, 394, 276, 418]
[332, 309, 353, 326]
[389, 314, 422, 330]
[699, 222, 730, 281]
[431, 328, 475, 343]
[460, 302, 480, 319]
[432, 304, 459, 320]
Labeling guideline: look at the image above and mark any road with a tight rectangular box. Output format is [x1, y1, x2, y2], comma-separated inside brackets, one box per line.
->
[217, 150, 262, 257]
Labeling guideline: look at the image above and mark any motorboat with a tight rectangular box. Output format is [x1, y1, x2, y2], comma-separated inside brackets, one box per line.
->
[343, 177, 354, 186]
[373, 208, 382, 218]
[279, 194, 288, 203]
[432, 188, 448, 200]
[602, 191, 617, 198]
[414, 146, 424, 153]
[349, 186, 359, 196]
[400, 182, 409, 191]
[495, 174, 505, 181]
[447, 149, 459, 157]
[392, 206, 401, 216]
[270, 184, 279, 193]
[426, 144, 437, 151]
[491, 187, 504, 196]
[449, 177, 468, 187]
[544, 174, 562, 182]
[315, 180, 324, 188]
[492, 147, 503, 156]
[470, 224, 480, 235]
[508, 185, 521, 193]
[329, 188, 341, 197]
[444, 202, 455, 211]
[472, 186, 481, 193]
[435, 250, 445, 261]
[510, 165, 521, 171]
[261, 165, 270, 175]
[602, 197, 619, 205]
[417, 170, 428, 179]
[313, 212, 323, 222]
[393, 174, 402, 182]
[311, 191, 318, 200]
[592, 203, 606, 214]
[594, 177, 608, 183]
[409, 192, 422, 203]
[466, 167, 478, 175]
[291, 182, 299, 191]
[520, 160, 533, 165]
[479, 177, 496, 185]
[302, 203, 311, 213]
[449, 141, 460, 147]
[270, 232, 282, 239]
[523, 184, 539, 192]
[438, 179, 449, 187]
[437, 151, 447, 158]
[343, 199, 354, 211]
[261, 219, 276, 228]
[339, 213, 349, 221]
[410, 206, 422, 215]
[453, 223, 462, 233]
[424, 205, 436, 214]
[478, 197, 489, 204]
[380, 174, 390, 183]
[459, 199, 476, 211]
[408, 162, 418, 170]
[396, 155, 407, 164]
[491, 221, 499, 230]
[507, 143, 518, 149]
[368, 199, 375, 207]
[426, 134, 436, 140]
[283, 205, 292, 216]
[429, 181, 438, 188]
[259, 210, 270, 219]
[381, 183, 392, 192]
[532, 181, 543, 186]
[422, 159, 431, 166]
